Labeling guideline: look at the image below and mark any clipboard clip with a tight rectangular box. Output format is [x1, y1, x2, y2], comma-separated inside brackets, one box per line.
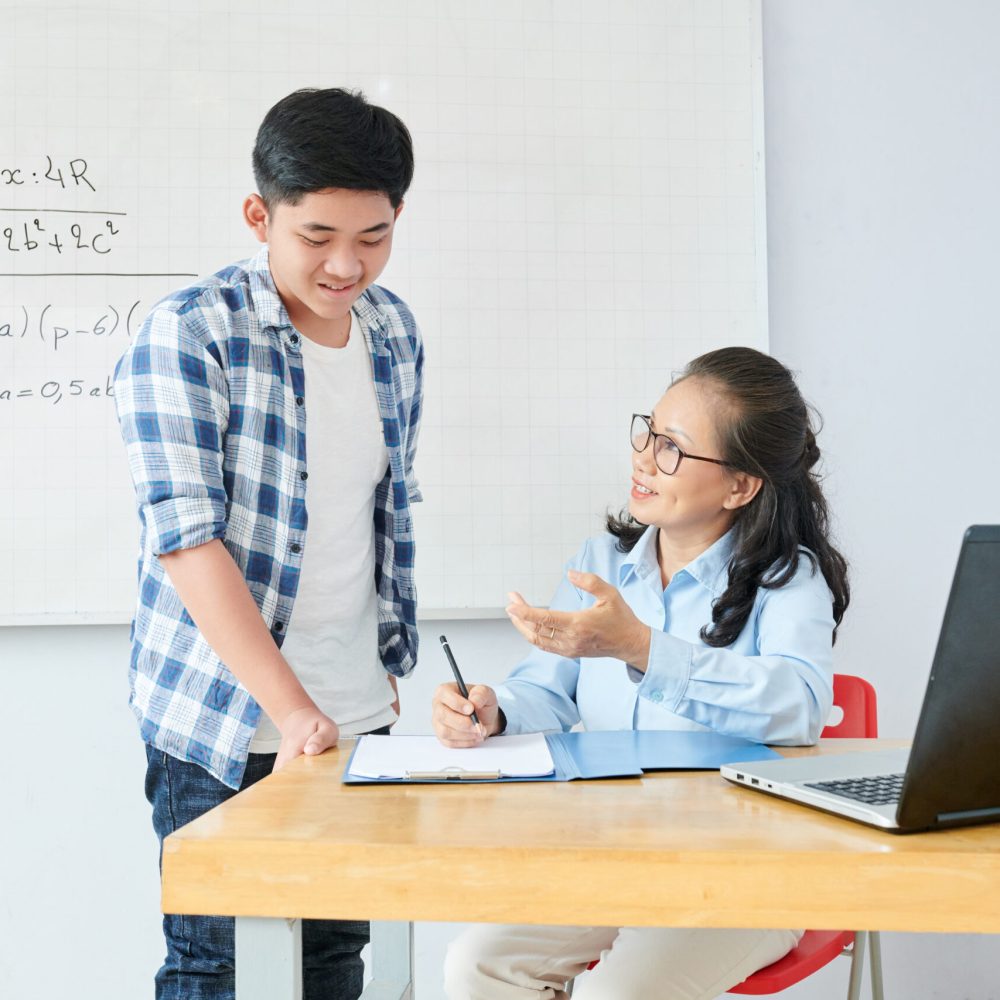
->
[404, 766, 503, 781]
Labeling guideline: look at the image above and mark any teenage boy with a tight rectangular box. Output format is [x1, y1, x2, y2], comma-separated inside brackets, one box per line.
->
[114, 88, 422, 999]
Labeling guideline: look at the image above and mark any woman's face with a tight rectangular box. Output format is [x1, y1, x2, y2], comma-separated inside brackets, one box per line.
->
[629, 377, 750, 542]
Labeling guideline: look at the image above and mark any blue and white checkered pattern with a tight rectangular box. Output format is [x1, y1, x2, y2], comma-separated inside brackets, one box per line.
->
[114, 246, 423, 788]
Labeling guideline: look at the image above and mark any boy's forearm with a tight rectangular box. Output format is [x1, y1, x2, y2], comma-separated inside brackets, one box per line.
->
[159, 539, 315, 727]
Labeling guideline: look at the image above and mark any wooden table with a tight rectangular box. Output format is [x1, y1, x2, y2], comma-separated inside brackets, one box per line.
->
[161, 738, 1000, 999]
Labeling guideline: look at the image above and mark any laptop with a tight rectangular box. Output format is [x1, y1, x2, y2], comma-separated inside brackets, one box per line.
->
[721, 525, 1000, 833]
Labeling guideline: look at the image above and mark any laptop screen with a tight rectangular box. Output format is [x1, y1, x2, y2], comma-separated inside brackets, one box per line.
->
[898, 526, 1000, 829]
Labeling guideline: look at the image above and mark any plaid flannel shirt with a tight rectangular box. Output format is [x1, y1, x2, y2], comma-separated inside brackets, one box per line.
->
[114, 246, 423, 788]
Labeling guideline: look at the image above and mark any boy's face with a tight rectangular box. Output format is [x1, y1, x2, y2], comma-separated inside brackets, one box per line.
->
[244, 188, 402, 338]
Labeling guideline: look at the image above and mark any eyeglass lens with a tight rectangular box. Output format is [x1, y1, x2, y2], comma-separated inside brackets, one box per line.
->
[630, 414, 680, 475]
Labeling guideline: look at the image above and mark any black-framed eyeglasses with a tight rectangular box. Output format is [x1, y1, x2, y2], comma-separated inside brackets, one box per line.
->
[629, 413, 729, 476]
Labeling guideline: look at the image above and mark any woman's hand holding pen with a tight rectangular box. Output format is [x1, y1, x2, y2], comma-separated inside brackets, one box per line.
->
[506, 570, 652, 670]
[432, 682, 501, 747]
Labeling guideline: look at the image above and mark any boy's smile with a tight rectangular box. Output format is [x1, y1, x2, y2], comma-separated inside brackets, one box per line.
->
[244, 188, 403, 346]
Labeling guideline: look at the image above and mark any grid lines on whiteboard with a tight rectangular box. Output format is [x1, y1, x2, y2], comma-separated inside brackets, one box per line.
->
[0, 0, 764, 621]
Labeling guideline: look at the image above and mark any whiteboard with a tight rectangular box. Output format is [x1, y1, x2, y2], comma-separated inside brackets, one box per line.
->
[0, 0, 767, 625]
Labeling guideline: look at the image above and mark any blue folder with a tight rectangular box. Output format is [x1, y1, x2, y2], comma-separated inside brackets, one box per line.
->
[343, 730, 780, 784]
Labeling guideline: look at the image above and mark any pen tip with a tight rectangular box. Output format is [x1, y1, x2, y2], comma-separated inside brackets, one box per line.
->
[439, 635, 447, 644]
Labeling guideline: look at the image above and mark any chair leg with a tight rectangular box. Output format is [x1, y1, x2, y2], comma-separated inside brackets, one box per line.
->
[869, 930, 885, 1000]
[846, 930, 867, 1000]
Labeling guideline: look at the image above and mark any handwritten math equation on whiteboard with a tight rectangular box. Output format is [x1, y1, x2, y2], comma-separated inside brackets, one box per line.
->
[0, 376, 114, 405]
[0, 299, 138, 404]
[0, 155, 128, 261]
[1, 301, 143, 351]
[0, 154, 97, 190]
[1, 151, 200, 409]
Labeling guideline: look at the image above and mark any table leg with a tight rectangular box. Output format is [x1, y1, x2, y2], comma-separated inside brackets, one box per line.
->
[362, 920, 414, 1000]
[846, 929, 867, 1000]
[235, 916, 303, 1000]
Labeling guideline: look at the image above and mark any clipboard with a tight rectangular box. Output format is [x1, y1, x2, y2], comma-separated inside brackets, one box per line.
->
[342, 730, 780, 784]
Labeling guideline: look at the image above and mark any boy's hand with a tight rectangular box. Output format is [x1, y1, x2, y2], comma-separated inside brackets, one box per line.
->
[432, 682, 501, 747]
[275, 706, 340, 771]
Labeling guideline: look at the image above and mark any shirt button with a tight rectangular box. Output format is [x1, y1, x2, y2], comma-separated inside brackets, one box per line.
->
[300, 471, 308, 481]
[650, 690, 664, 704]
[290, 543, 302, 554]
[295, 396, 304, 406]
[273, 622, 284, 632]
[289, 334, 299, 346]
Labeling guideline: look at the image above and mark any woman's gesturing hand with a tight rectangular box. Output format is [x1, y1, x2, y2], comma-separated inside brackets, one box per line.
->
[506, 571, 652, 670]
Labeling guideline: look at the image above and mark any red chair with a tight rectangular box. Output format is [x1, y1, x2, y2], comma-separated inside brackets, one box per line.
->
[820, 673, 878, 739]
[726, 673, 883, 999]
[568, 675, 884, 1000]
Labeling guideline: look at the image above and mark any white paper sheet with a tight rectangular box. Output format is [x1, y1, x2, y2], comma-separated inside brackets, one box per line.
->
[347, 733, 555, 780]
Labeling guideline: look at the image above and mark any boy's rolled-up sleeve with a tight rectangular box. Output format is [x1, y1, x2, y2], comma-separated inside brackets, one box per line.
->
[114, 306, 230, 556]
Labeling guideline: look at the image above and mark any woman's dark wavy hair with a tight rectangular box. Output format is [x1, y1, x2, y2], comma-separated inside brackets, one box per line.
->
[607, 347, 850, 647]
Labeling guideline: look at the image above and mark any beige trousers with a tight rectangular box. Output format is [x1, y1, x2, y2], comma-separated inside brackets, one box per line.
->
[444, 924, 803, 1000]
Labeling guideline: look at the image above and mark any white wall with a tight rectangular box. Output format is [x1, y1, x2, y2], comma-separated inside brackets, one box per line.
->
[764, 0, 1000, 740]
[760, 0, 1000, 996]
[3, 2, 1000, 998]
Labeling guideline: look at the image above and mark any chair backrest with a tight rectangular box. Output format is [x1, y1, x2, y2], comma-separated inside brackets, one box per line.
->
[822, 673, 878, 739]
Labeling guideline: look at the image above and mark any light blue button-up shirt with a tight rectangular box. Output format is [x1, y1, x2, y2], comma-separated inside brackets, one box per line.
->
[495, 525, 835, 745]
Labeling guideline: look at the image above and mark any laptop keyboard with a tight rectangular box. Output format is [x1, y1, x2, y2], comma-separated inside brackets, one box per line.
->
[805, 773, 905, 806]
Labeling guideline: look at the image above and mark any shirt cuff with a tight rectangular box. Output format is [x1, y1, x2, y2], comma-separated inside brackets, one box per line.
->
[494, 687, 527, 735]
[144, 496, 227, 556]
[635, 629, 693, 712]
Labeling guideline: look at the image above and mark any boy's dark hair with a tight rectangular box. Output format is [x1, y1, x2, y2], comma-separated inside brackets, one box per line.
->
[608, 346, 850, 647]
[252, 87, 414, 208]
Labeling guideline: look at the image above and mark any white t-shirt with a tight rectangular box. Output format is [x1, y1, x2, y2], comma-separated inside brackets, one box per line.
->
[250, 310, 396, 752]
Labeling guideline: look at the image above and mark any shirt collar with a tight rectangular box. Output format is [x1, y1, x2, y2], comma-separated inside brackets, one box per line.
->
[247, 245, 291, 330]
[619, 524, 660, 587]
[619, 524, 736, 597]
[248, 244, 388, 346]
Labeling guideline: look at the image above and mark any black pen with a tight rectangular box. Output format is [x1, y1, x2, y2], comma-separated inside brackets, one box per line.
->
[439, 634, 482, 733]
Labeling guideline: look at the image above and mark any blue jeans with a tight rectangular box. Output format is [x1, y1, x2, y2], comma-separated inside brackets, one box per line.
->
[145, 736, 388, 1000]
